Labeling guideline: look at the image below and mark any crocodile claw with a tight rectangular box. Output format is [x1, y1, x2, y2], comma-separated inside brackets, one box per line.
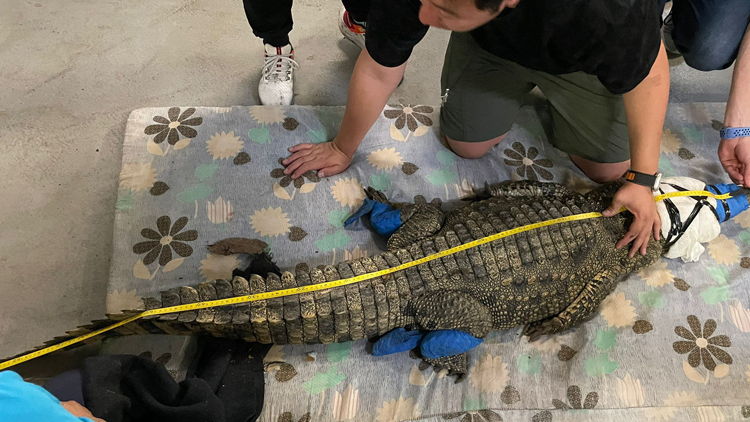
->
[524, 317, 564, 341]
[409, 349, 468, 381]
[364, 187, 390, 204]
[524, 324, 544, 342]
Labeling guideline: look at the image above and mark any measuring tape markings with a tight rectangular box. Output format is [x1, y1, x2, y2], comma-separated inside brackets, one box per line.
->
[0, 190, 732, 370]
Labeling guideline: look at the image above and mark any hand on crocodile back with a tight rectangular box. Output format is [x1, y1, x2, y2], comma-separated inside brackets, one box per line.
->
[602, 182, 661, 258]
[5, 178, 747, 378]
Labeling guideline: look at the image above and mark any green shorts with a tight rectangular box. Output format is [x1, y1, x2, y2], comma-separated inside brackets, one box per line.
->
[440, 32, 630, 164]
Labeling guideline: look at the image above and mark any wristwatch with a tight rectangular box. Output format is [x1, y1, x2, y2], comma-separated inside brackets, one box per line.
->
[720, 127, 750, 139]
[624, 170, 662, 191]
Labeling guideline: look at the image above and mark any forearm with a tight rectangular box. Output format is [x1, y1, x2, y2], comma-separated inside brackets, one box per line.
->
[725, 25, 750, 127]
[334, 50, 406, 157]
[622, 42, 670, 174]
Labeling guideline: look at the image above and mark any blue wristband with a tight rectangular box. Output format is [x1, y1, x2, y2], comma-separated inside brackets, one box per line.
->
[719, 127, 750, 139]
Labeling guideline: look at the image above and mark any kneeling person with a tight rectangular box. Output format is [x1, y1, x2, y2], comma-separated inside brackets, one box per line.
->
[283, 0, 669, 257]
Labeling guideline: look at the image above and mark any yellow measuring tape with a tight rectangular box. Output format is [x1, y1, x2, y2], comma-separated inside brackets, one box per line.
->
[0, 189, 734, 371]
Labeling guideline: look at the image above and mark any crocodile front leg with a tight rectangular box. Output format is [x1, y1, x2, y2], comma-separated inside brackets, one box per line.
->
[584, 180, 625, 205]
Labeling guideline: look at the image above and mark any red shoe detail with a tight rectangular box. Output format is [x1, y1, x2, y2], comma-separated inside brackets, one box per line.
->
[343, 11, 366, 34]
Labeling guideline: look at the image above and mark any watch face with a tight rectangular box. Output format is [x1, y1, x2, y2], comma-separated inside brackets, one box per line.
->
[653, 173, 663, 190]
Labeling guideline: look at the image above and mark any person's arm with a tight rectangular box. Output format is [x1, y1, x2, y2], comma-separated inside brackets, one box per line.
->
[283, 49, 406, 178]
[62, 401, 107, 422]
[718, 25, 750, 185]
[0, 371, 105, 422]
[602, 42, 669, 257]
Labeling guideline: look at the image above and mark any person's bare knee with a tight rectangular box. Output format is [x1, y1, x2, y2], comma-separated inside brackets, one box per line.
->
[570, 155, 629, 184]
[586, 165, 629, 183]
[447, 134, 507, 159]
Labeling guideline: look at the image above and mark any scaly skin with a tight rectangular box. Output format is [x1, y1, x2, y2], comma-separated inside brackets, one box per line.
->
[3, 181, 663, 375]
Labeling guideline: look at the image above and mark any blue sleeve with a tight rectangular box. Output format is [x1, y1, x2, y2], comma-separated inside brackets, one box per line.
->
[0, 371, 94, 422]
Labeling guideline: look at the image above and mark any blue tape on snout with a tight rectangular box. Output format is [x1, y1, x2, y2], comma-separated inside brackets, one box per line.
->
[706, 184, 749, 222]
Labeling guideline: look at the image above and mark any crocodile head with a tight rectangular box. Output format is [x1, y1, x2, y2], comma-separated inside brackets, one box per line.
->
[656, 177, 749, 262]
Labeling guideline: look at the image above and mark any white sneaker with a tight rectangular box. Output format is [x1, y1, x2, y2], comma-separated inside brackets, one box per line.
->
[338, 7, 366, 50]
[258, 44, 299, 106]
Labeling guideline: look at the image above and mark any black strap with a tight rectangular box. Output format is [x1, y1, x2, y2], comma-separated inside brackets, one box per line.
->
[625, 170, 658, 189]
[667, 184, 721, 223]
[660, 188, 683, 249]
[660, 184, 721, 249]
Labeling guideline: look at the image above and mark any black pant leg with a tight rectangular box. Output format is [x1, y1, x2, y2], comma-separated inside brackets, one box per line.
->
[43, 369, 85, 406]
[342, 0, 371, 24]
[242, 0, 294, 47]
[671, 0, 750, 70]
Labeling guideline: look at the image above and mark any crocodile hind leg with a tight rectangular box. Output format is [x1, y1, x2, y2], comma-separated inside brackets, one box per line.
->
[361, 187, 445, 251]
[405, 290, 490, 380]
[523, 269, 620, 341]
[423, 353, 468, 381]
[412, 290, 493, 339]
[386, 202, 445, 251]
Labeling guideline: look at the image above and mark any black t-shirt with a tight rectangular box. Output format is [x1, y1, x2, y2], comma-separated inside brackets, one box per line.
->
[365, 0, 662, 94]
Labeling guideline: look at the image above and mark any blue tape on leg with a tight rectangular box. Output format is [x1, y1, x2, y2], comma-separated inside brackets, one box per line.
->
[344, 198, 377, 227]
[344, 199, 402, 236]
[369, 203, 402, 237]
[420, 330, 483, 359]
[372, 328, 424, 356]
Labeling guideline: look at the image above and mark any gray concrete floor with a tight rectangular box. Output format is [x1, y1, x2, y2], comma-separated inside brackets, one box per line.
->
[0, 0, 734, 359]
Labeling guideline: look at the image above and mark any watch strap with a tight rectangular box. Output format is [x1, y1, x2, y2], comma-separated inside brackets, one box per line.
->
[624, 170, 659, 190]
[720, 127, 750, 139]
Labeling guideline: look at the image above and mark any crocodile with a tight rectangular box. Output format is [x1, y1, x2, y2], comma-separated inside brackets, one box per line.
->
[3, 178, 744, 375]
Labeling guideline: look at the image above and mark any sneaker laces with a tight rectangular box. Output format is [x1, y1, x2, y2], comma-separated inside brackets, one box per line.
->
[663, 11, 673, 32]
[262, 52, 299, 82]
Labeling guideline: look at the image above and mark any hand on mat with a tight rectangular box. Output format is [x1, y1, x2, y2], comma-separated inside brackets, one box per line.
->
[719, 137, 750, 186]
[62, 401, 107, 422]
[603, 183, 661, 257]
[282, 140, 351, 179]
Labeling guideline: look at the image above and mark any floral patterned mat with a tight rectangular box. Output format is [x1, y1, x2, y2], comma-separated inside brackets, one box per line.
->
[106, 103, 750, 421]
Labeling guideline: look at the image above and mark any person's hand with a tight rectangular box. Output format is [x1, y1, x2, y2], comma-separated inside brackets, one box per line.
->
[282, 140, 351, 179]
[718, 137, 750, 186]
[62, 400, 107, 422]
[602, 182, 661, 257]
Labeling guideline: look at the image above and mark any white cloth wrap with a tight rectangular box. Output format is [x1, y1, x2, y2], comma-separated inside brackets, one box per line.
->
[655, 177, 721, 262]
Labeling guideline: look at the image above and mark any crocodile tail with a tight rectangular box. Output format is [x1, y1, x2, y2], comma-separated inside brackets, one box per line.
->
[0, 262, 384, 365]
[133, 255, 423, 344]
[0, 310, 145, 365]
[2, 243, 449, 365]
[149, 255, 424, 345]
